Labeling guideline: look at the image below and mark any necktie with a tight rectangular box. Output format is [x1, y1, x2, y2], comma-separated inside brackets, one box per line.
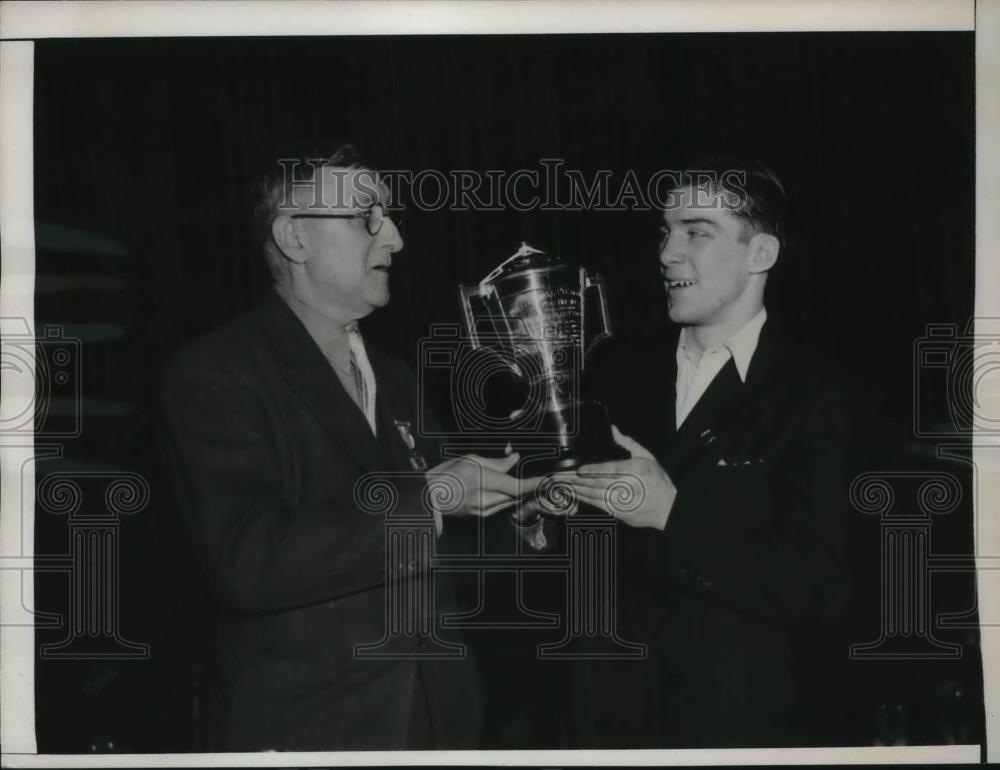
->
[347, 324, 377, 435]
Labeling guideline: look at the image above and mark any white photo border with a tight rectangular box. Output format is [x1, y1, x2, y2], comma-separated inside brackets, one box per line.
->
[0, 0, 992, 766]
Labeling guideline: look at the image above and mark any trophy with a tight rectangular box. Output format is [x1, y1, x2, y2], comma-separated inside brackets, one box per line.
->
[459, 243, 627, 474]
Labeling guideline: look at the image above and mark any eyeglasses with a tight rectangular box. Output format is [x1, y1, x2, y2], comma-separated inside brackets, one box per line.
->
[290, 203, 399, 237]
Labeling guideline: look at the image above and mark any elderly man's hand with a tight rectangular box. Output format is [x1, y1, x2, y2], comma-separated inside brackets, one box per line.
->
[426, 452, 541, 518]
[568, 426, 676, 530]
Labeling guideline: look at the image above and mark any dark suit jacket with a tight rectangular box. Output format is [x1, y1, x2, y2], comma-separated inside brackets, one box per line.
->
[159, 291, 482, 752]
[588, 324, 867, 747]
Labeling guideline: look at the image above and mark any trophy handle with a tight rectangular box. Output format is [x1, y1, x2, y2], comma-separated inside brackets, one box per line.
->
[582, 273, 613, 364]
[458, 285, 487, 348]
[458, 284, 517, 360]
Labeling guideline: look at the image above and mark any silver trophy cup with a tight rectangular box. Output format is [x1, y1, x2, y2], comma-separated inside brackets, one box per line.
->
[459, 243, 627, 473]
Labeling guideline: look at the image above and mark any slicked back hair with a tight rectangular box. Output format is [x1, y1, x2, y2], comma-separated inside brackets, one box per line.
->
[673, 157, 786, 249]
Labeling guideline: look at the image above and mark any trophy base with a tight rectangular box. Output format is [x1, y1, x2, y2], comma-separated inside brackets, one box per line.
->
[515, 400, 630, 477]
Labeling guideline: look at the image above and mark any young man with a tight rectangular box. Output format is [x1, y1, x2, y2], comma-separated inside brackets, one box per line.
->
[568, 158, 865, 746]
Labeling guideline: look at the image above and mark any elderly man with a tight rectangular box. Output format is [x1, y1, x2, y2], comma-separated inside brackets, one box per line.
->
[565, 158, 866, 746]
[159, 145, 526, 751]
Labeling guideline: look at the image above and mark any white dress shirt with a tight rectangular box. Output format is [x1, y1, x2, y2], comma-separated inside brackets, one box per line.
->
[675, 308, 767, 428]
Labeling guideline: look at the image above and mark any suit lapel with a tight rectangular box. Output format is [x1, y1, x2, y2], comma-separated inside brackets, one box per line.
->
[674, 359, 742, 444]
[661, 325, 782, 476]
[661, 358, 742, 478]
[658, 322, 784, 476]
[254, 292, 380, 471]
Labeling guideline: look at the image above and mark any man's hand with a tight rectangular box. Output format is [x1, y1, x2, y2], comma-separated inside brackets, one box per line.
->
[426, 452, 539, 518]
[568, 426, 676, 530]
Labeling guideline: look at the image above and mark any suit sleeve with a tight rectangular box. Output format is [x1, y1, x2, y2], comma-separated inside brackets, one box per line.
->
[159, 357, 429, 615]
[656, 382, 853, 626]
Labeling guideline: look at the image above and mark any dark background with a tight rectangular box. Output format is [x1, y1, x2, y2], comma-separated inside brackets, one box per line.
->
[30, 33, 981, 752]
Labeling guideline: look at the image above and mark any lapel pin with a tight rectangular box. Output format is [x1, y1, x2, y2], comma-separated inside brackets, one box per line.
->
[394, 419, 428, 471]
[394, 419, 416, 451]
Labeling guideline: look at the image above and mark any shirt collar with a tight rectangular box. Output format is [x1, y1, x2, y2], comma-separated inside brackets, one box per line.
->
[676, 307, 768, 383]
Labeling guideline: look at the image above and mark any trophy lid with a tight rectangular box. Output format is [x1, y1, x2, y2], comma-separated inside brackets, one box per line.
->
[479, 242, 563, 286]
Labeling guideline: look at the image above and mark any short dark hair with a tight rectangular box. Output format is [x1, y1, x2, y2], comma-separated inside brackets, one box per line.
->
[249, 143, 367, 283]
[673, 157, 786, 248]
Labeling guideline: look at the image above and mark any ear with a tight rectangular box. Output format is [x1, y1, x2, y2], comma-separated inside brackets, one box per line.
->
[747, 233, 779, 274]
[270, 214, 308, 265]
